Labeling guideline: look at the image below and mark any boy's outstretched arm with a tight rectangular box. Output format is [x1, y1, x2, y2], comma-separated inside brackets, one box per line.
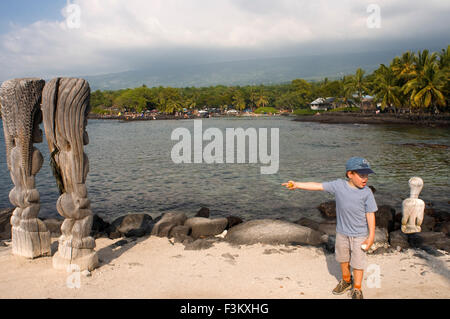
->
[282, 181, 324, 191]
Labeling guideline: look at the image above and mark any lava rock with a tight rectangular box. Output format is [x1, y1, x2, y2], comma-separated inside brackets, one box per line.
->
[226, 215, 243, 229]
[42, 218, 63, 237]
[109, 213, 153, 238]
[389, 230, 410, 250]
[173, 234, 194, 244]
[0, 208, 14, 240]
[195, 207, 210, 218]
[295, 218, 336, 236]
[424, 208, 450, 223]
[108, 231, 122, 239]
[317, 201, 336, 219]
[393, 212, 403, 231]
[324, 235, 336, 253]
[421, 215, 436, 232]
[374, 227, 389, 243]
[91, 214, 110, 237]
[169, 225, 191, 239]
[318, 221, 336, 236]
[151, 212, 187, 237]
[365, 227, 390, 253]
[375, 205, 396, 232]
[433, 221, 450, 236]
[184, 217, 228, 239]
[294, 217, 320, 230]
[225, 219, 323, 246]
[394, 212, 403, 224]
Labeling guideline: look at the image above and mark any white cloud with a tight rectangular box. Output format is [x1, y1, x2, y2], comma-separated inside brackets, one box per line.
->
[0, 0, 448, 80]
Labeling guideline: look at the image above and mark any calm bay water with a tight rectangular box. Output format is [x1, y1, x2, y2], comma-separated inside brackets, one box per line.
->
[1, 117, 449, 223]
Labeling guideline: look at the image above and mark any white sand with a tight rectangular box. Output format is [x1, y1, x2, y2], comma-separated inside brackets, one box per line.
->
[0, 236, 449, 299]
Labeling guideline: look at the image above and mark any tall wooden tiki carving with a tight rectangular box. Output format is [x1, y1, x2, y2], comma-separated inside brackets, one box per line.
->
[41, 78, 98, 271]
[0, 78, 51, 258]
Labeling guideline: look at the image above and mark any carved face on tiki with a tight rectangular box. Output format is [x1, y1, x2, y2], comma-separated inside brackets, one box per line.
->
[41, 78, 92, 219]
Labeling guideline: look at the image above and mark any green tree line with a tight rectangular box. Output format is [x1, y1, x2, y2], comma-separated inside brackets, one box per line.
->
[90, 46, 449, 114]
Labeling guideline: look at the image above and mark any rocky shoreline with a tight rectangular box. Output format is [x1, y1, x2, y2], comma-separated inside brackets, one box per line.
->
[2, 200, 448, 256]
[293, 112, 450, 127]
[87, 113, 279, 122]
[86, 112, 450, 127]
[88, 113, 190, 121]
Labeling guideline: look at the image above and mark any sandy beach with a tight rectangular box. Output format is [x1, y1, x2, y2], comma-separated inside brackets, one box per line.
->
[0, 236, 448, 299]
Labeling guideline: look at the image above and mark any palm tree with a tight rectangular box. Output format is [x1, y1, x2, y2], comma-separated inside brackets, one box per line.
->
[438, 45, 450, 107]
[340, 75, 352, 107]
[414, 49, 438, 75]
[437, 45, 450, 70]
[372, 64, 403, 112]
[391, 51, 417, 112]
[344, 68, 370, 110]
[157, 87, 182, 114]
[391, 52, 416, 111]
[183, 98, 196, 110]
[256, 91, 269, 109]
[392, 50, 443, 113]
[232, 90, 246, 111]
[392, 51, 415, 80]
[248, 89, 258, 111]
[403, 61, 447, 112]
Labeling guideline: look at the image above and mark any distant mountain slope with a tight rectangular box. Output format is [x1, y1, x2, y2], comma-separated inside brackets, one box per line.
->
[85, 50, 401, 91]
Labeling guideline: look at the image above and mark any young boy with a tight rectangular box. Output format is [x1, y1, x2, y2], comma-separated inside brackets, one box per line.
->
[282, 157, 377, 299]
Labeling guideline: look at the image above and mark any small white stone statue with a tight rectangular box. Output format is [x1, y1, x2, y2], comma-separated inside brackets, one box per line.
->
[401, 177, 425, 234]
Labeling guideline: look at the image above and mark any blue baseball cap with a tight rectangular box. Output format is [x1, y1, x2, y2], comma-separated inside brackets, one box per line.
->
[346, 157, 375, 174]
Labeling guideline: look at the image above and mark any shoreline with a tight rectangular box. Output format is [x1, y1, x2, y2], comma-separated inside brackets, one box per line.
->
[293, 112, 450, 127]
[87, 113, 278, 121]
[87, 112, 450, 127]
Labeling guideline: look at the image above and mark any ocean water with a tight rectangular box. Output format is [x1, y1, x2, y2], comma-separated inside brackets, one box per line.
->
[1, 117, 449, 223]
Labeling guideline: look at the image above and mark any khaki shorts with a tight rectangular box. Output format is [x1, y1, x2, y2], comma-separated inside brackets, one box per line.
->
[335, 232, 367, 270]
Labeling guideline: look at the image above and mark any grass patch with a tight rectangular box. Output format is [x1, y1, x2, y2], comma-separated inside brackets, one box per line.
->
[91, 107, 110, 115]
[254, 107, 279, 114]
[327, 106, 361, 113]
[293, 109, 324, 115]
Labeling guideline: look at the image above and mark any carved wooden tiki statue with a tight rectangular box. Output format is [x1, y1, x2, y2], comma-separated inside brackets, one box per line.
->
[41, 78, 98, 271]
[0, 78, 51, 258]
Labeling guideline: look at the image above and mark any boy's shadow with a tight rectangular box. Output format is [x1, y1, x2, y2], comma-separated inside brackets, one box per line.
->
[322, 246, 341, 281]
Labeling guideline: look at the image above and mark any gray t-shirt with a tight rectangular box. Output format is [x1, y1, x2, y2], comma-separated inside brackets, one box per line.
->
[322, 179, 378, 237]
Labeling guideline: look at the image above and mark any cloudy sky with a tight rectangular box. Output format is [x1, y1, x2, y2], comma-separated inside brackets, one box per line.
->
[0, 0, 448, 81]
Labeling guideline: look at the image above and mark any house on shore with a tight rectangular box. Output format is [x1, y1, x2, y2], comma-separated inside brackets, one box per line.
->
[359, 95, 376, 112]
[310, 96, 378, 111]
[310, 97, 336, 111]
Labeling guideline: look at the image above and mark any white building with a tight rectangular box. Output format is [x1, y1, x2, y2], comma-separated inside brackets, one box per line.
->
[310, 97, 334, 110]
